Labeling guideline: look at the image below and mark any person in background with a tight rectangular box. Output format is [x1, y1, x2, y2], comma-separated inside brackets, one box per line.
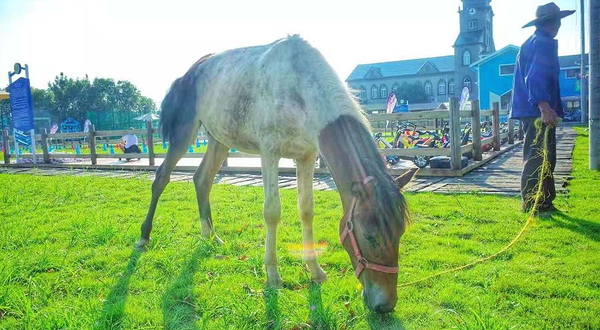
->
[510, 2, 575, 212]
[119, 127, 142, 160]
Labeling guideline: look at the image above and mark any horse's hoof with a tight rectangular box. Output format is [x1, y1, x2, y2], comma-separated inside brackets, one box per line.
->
[266, 273, 283, 288]
[135, 238, 149, 252]
[202, 233, 224, 245]
[311, 268, 328, 283]
[212, 235, 224, 245]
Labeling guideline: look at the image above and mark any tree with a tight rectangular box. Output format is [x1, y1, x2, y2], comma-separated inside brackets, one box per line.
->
[31, 88, 54, 113]
[396, 81, 429, 104]
[138, 96, 157, 113]
[40, 73, 156, 129]
[47, 72, 91, 121]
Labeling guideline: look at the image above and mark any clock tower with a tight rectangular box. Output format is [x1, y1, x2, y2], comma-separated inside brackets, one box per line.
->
[453, 0, 495, 100]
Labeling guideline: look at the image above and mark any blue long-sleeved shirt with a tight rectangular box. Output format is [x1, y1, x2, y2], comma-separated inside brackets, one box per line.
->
[510, 29, 564, 119]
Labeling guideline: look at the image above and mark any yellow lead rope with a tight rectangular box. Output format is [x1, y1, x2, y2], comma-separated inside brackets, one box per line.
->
[398, 121, 551, 288]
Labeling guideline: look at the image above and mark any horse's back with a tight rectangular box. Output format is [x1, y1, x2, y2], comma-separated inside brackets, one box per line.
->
[191, 35, 367, 158]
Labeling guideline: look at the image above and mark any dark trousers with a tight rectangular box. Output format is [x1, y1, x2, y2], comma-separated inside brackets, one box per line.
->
[124, 144, 141, 153]
[521, 118, 557, 209]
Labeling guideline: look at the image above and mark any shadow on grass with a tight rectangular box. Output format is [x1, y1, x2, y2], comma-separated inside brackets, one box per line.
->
[545, 212, 600, 242]
[264, 285, 281, 330]
[162, 242, 214, 330]
[94, 249, 142, 330]
[306, 282, 339, 330]
[366, 312, 406, 330]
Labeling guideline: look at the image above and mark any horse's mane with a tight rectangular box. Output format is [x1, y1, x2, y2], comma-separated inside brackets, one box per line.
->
[337, 116, 409, 234]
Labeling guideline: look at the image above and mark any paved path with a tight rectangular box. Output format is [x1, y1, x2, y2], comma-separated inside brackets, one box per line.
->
[0, 127, 576, 196]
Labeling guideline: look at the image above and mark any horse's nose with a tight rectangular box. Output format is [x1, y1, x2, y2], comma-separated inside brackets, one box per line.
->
[369, 291, 397, 314]
[372, 298, 396, 314]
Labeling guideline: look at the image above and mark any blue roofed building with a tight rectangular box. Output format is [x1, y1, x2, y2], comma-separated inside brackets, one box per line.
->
[469, 45, 520, 111]
[470, 46, 589, 117]
[346, 0, 496, 113]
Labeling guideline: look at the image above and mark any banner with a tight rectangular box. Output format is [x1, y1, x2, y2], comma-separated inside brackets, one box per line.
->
[386, 92, 398, 114]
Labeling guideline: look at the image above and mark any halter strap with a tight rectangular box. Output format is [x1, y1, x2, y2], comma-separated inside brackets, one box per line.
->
[340, 176, 399, 278]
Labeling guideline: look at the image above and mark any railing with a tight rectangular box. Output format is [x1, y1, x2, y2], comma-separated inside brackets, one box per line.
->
[367, 100, 520, 170]
[1, 99, 520, 174]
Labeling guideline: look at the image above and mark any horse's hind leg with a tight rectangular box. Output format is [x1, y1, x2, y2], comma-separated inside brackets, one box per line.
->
[193, 137, 229, 244]
[296, 152, 327, 283]
[136, 136, 192, 250]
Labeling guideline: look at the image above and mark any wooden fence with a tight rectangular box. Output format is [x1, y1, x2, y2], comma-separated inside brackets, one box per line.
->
[1, 99, 520, 176]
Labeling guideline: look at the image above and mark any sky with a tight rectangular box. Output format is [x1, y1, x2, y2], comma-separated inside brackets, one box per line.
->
[0, 0, 591, 105]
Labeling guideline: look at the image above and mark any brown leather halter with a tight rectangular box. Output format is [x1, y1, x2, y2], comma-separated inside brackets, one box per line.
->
[340, 176, 400, 278]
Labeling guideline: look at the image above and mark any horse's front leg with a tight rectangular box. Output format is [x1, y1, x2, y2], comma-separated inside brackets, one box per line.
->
[296, 152, 327, 283]
[261, 153, 282, 287]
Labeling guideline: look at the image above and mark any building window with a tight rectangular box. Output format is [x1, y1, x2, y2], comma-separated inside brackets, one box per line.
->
[371, 85, 378, 99]
[424, 81, 433, 96]
[438, 80, 446, 95]
[358, 86, 366, 101]
[380, 85, 388, 99]
[463, 76, 472, 91]
[566, 69, 580, 79]
[463, 50, 471, 66]
[499, 64, 515, 76]
[468, 20, 478, 30]
[448, 79, 455, 94]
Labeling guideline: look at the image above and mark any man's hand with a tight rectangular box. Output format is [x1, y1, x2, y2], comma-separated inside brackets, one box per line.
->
[538, 101, 559, 128]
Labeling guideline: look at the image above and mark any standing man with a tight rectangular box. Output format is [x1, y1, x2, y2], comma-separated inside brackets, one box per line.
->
[510, 2, 575, 212]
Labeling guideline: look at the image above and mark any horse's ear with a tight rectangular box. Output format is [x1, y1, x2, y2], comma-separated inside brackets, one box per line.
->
[394, 168, 418, 189]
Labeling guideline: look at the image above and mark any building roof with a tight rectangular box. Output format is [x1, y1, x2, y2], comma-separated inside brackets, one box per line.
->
[453, 30, 484, 47]
[346, 55, 455, 82]
[469, 45, 589, 71]
[559, 54, 589, 68]
[409, 102, 448, 112]
[470, 44, 519, 70]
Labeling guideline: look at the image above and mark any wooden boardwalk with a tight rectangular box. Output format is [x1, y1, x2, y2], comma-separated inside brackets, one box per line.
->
[408, 126, 576, 195]
[0, 127, 576, 196]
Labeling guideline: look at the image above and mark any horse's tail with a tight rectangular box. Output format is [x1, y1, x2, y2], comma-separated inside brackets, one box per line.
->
[160, 54, 212, 143]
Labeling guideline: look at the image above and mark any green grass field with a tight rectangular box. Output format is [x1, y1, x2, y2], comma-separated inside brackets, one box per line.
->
[0, 128, 598, 329]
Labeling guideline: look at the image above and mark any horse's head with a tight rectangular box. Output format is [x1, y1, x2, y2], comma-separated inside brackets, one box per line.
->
[339, 168, 417, 313]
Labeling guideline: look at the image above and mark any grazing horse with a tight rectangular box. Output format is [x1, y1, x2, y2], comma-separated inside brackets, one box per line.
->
[137, 35, 416, 313]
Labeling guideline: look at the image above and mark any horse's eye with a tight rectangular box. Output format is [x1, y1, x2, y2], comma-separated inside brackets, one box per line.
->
[363, 233, 378, 246]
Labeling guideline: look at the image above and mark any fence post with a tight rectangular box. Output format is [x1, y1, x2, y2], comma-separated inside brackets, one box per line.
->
[41, 128, 50, 164]
[449, 97, 461, 170]
[89, 125, 97, 165]
[146, 120, 155, 166]
[508, 117, 515, 144]
[471, 100, 482, 161]
[492, 102, 501, 151]
[2, 129, 9, 164]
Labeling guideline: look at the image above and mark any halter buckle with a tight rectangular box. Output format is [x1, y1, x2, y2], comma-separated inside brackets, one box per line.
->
[346, 220, 354, 231]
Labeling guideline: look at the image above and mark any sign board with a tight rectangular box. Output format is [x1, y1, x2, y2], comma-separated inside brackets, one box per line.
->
[14, 129, 31, 146]
[8, 77, 34, 132]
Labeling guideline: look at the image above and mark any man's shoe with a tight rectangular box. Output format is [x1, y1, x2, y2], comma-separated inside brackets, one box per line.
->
[538, 203, 560, 213]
